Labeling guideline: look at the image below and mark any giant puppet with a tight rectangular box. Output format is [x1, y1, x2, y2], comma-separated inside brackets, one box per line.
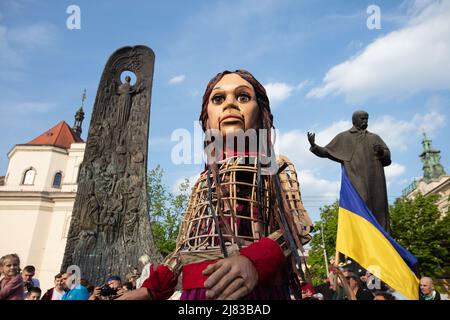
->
[118, 70, 314, 300]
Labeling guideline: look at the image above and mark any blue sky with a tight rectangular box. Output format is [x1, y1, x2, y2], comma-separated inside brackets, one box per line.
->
[1, 0, 449, 222]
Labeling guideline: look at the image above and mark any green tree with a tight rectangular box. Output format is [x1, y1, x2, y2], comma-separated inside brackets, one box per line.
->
[307, 201, 339, 285]
[390, 193, 449, 278]
[147, 165, 191, 257]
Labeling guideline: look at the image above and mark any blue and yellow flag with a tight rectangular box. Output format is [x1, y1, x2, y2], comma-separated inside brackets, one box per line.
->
[336, 167, 419, 300]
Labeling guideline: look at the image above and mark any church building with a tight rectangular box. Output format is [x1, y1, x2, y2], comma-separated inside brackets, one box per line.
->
[0, 106, 86, 291]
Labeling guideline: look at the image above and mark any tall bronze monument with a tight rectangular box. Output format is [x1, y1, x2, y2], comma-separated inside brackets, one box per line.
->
[62, 46, 162, 285]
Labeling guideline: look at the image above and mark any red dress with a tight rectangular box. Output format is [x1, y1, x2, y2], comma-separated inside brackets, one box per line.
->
[141, 237, 290, 300]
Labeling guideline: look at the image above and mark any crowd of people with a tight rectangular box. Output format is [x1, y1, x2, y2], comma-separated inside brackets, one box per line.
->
[299, 257, 447, 301]
[0, 253, 146, 301]
[0, 253, 446, 301]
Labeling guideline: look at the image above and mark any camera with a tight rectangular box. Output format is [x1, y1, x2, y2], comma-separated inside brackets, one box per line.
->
[100, 284, 118, 297]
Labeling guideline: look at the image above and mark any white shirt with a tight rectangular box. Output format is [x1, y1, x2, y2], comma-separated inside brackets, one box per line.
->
[136, 263, 151, 289]
[51, 288, 64, 300]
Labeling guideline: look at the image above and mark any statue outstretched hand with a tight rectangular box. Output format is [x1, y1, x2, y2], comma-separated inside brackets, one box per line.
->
[203, 254, 258, 300]
[307, 132, 316, 147]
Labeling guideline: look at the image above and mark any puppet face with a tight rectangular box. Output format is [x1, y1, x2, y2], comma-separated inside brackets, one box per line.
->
[206, 73, 260, 136]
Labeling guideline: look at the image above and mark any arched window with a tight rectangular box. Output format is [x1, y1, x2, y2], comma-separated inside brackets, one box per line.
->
[52, 172, 62, 188]
[22, 168, 36, 185]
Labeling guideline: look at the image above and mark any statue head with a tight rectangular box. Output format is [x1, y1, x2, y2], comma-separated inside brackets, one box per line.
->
[199, 70, 273, 136]
[352, 110, 369, 130]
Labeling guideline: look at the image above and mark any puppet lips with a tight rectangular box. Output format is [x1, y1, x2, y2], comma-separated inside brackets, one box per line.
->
[220, 114, 244, 123]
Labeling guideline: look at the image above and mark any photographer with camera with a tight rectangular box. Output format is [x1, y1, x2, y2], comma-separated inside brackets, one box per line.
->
[89, 275, 124, 300]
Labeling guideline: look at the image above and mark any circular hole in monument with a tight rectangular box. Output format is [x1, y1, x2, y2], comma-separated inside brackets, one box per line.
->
[120, 70, 137, 85]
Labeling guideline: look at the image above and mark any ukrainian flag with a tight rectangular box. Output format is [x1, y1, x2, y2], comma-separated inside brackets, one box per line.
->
[336, 167, 419, 300]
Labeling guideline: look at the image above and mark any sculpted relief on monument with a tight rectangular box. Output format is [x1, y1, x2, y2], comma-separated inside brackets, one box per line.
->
[62, 46, 162, 284]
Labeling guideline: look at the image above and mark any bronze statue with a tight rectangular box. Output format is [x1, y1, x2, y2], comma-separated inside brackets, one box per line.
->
[307, 110, 391, 232]
[61, 46, 161, 285]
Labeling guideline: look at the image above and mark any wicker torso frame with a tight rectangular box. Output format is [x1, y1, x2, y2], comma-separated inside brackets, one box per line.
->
[173, 155, 312, 266]
[277, 155, 313, 245]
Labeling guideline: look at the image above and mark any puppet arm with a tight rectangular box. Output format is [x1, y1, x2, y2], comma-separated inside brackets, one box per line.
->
[238, 230, 287, 286]
[139, 252, 180, 300]
[117, 252, 180, 300]
[203, 232, 286, 300]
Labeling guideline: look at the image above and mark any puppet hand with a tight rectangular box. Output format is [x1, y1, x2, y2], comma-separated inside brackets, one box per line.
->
[203, 255, 258, 300]
[307, 132, 316, 146]
[115, 287, 151, 300]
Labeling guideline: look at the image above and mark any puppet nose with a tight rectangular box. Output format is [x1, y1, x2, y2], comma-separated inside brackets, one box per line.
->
[222, 97, 240, 112]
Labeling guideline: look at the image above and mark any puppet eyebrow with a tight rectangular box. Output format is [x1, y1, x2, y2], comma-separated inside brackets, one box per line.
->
[212, 85, 253, 91]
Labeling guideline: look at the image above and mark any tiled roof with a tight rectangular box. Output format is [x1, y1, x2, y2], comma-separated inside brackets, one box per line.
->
[24, 121, 84, 149]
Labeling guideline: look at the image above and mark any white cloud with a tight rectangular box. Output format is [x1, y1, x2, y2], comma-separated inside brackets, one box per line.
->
[295, 169, 340, 222]
[264, 81, 308, 105]
[264, 82, 294, 105]
[307, 1, 450, 103]
[277, 120, 350, 169]
[275, 122, 345, 219]
[369, 115, 416, 152]
[169, 75, 186, 85]
[370, 109, 446, 151]
[412, 109, 446, 135]
[385, 162, 406, 184]
[296, 80, 309, 91]
[298, 170, 340, 201]
[313, 120, 351, 146]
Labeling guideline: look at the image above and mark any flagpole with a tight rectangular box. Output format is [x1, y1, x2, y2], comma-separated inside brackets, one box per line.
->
[335, 250, 339, 269]
[334, 250, 340, 297]
[321, 225, 329, 278]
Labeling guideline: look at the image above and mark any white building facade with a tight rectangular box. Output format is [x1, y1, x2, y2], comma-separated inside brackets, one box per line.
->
[0, 115, 85, 292]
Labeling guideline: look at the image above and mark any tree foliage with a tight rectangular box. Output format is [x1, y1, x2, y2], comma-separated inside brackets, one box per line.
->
[308, 193, 449, 285]
[307, 201, 339, 285]
[147, 165, 191, 257]
[390, 193, 449, 278]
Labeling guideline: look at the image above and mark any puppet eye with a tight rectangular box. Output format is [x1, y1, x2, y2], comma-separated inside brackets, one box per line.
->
[237, 93, 251, 103]
[211, 95, 225, 105]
